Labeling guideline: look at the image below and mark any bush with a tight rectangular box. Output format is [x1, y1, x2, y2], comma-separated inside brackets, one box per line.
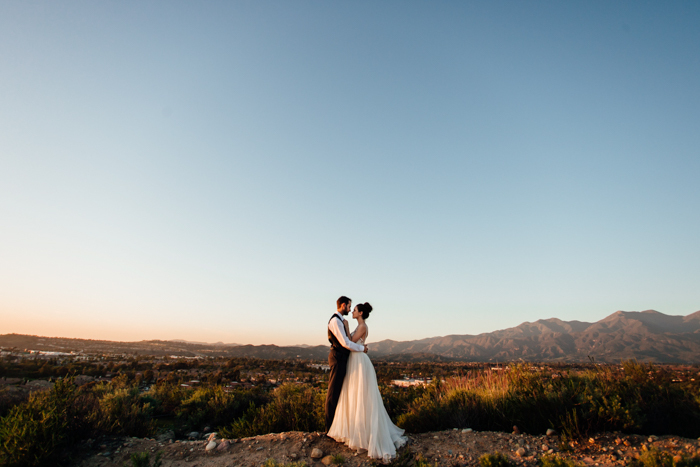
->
[0, 378, 93, 467]
[175, 385, 266, 433]
[330, 453, 345, 465]
[219, 383, 324, 438]
[396, 362, 700, 439]
[629, 449, 700, 467]
[538, 454, 582, 467]
[0, 387, 29, 418]
[262, 459, 308, 467]
[479, 452, 513, 467]
[145, 382, 186, 415]
[413, 453, 437, 467]
[92, 385, 155, 437]
[129, 451, 162, 467]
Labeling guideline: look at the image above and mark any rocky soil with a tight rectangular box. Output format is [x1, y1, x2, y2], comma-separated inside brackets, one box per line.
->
[74, 429, 700, 467]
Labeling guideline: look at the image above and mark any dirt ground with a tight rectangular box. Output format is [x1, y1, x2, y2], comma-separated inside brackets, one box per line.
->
[73, 430, 700, 467]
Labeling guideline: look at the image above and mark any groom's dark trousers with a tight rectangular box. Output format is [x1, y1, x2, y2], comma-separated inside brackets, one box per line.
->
[325, 315, 350, 431]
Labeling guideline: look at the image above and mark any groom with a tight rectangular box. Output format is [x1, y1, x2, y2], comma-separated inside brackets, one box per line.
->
[325, 296, 368, 431]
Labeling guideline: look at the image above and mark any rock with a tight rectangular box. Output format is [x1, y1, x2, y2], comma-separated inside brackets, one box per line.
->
[207, 433, 218, 442]
[589, 438, 596, 444]
[321, 455, 333, 465]
[542, 445, 549, 451]
[311, 448, 324, 459]
[434, 436, 439, 439]
[453, 428, 458, 431]
[513, 426, 521, 435]
[516, 448, 527, 457]
[203, 426, 211, 432]
[546, 428, 557, 437]
[290, 453, 298, 460]
[156, 430, 175, 442]
[674, 456, 683, 463]
[188, 431, 200, 439]
[217, 440, 231, 451]
[205, 441, 217, 451]
[462, 428, 473, 433]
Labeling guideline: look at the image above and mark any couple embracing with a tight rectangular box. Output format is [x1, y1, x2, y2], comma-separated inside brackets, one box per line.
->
[324, 296, 407, 462]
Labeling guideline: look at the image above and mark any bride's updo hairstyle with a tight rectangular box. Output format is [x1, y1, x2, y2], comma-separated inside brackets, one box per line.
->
[357, 302, 373, 320]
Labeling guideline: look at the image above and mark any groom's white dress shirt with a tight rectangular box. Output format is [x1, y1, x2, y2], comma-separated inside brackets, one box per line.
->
[329, 312, 365, 352]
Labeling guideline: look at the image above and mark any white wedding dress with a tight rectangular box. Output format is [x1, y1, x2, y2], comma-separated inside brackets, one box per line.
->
[327, 331, 407, 461]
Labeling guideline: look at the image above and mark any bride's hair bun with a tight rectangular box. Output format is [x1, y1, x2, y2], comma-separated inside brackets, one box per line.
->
[358, 302, 373, 320]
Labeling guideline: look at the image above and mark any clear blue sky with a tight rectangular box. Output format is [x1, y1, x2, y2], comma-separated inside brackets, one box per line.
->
[1, 1, 699, 346]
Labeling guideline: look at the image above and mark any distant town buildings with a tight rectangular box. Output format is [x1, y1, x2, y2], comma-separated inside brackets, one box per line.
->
[391, 378, 431, 387]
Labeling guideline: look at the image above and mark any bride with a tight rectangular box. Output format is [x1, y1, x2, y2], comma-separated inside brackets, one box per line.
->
[327, 302, 407, 461]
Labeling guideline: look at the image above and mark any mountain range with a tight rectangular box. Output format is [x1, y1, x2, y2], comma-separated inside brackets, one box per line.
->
[370, 309, 700, 363]
[2, 310, 699, 363]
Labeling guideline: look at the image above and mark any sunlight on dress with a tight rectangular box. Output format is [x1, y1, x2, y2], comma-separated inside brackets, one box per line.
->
[328, 336, 407, 462]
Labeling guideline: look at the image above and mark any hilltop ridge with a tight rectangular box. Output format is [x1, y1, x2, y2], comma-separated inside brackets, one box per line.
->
[2, 309, 699, 363]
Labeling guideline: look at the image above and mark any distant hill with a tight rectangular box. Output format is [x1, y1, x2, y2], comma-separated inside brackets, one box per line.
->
[369, 310, 700, 363]
[2, 310, 699, 363]
[169, 339, 241, 347]
[0, 334, 329, 360]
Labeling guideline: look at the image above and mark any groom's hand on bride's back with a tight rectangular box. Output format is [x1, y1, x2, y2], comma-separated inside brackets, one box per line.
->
[363, 345, 368, 353]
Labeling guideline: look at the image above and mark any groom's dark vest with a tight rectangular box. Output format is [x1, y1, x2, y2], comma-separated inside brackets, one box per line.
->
[328, 314, 350, 356]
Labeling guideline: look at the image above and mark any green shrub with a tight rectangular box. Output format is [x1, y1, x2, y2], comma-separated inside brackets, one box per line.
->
[413, 453, 437, 467]
[395, 362, 700, 439]
[479, 452, 513, 467]
[262, 459, 308, 467]
[629, 449, 700, 467]
[629, 449, 676, 467]
[538, 454, 582, 467]
[175, 385, 266, 432]
[93, 385, 155, 437]
[146, 382, 187, 415]
[0, 378, 93, 467]
[677, 456, 700, 467]
[219, 383, 324, 438]
[128, 451, 162, 467]
[0, 387, 29, 419]
[330, 453, 345, 465]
